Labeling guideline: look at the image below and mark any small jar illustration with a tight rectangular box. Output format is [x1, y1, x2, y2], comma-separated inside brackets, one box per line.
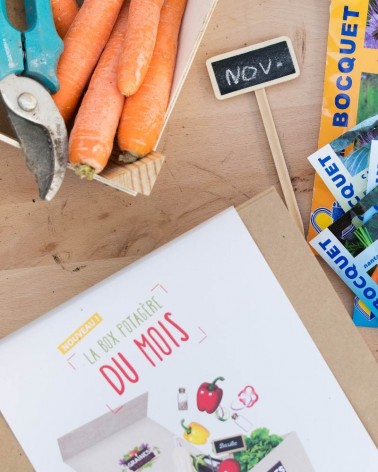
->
[231, 413, 253, 432]
[177, 388, 188, 410]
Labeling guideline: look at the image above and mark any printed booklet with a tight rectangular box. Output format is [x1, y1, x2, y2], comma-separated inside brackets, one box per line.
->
[0, 208, 377, 472]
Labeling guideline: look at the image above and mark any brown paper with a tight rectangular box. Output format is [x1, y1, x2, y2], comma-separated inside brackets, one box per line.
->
[1, 187, 377, 471]
[237, 188, 378, 444]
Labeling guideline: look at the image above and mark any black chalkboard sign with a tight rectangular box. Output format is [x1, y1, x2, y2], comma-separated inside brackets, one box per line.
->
[267, 461, 287, 472]
[212, 434, 246, 455]
[206, 37, 300, 100]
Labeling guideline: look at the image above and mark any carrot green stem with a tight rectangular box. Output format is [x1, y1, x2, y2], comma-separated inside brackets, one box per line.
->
[74, 164, 96, 180]
[354, 226, 374, 248]
[118, 152, 140, 164]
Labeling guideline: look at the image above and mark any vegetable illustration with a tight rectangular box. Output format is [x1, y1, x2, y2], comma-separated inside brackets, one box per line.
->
[119, 444, 159, 471]
[218, 458, 241, 472]
[117, 0, 164, 96]
[68, 0, 129, 178]
[238, 385, 259, 408]
[233, 428, 283, 472]
[191, 454, 222, 472]
[181, 419, 209, 445]
[51, 0, 79, 38]
[117, 0, 187, 158]
[197, 376, 225, 414]
[53, 0, 124, 123]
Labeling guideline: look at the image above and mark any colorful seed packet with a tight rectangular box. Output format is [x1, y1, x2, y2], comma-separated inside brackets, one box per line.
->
[353, 297, 378, 327]
[367, 139, 378, 192]
[308, 114, 378, 213]
[310, 127, 378, 327]
[308, 0, 378, 241]
[352, 139, 378, 326]
[311, 185, 378, 315]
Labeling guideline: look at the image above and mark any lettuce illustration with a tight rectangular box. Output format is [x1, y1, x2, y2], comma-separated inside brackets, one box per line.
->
[233, 428, 283, 471]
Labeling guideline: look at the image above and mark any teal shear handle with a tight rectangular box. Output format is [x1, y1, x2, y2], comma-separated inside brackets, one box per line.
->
[24, 0, 63, 93]
[0, 0, 63, 93]
[0, 0, 24, 80]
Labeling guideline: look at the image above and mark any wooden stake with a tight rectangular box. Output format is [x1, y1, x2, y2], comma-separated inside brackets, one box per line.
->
[255, 88, 304, 234]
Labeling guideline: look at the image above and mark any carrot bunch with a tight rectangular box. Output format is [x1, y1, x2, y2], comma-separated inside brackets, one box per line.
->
[51, 0, 187, 179]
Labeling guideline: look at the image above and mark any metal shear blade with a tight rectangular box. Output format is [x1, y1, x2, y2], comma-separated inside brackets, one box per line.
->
[0, 74, 67, 200]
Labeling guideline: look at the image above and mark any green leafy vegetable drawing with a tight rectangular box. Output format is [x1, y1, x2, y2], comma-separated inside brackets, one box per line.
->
[233, 428, 283, 471]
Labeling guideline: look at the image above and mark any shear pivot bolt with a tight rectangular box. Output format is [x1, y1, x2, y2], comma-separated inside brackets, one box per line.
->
[17, 93, 37, 112]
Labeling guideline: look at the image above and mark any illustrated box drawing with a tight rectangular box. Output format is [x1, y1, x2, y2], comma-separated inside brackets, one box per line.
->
[58, 393, 199, 471]
[250, 432, 315, 472]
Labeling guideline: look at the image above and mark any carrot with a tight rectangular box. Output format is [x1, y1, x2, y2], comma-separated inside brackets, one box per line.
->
[371, 266, 378, 284]
[117, 0, 164, 96]
[52, 0, 124, 123]
[117, 0, 187, 158]
[69, 1, 130, 179]
[51, 0, 79, 38]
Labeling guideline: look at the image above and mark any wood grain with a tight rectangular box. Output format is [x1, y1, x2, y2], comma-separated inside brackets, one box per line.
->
[0, 0, 376, 368]
[94, 151, 166, 196]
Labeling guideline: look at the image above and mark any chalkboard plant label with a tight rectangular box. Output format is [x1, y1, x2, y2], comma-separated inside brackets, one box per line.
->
[212, 434, 246, 455]
[206, 37, 300, 100]
[205, 36, 303, 234]
[267, 461, 287, 472]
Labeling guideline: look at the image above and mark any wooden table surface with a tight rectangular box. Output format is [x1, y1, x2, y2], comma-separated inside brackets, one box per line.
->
[0, 0, 377, 362]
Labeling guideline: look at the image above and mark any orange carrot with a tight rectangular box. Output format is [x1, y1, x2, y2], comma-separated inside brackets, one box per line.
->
[69, 1, 130, 179]
[372, 266, 378, 284]
[117, 0, 164, 96]
[52, 0, 124, 123]
[117, 0, 187, 157]
[51, 0, 79, 38]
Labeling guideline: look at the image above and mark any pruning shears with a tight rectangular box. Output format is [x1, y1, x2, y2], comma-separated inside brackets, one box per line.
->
[0, 0, 67, 200]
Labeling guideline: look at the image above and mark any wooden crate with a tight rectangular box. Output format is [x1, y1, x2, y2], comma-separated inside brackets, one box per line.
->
[0, 0, 218, 196]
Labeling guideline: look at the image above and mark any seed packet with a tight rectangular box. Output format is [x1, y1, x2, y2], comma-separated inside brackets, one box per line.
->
[352, 140, 378, 326]
[310, 185, 378, 315]
[309, 123, 378, 326]
[309, 124, 378, 326]
[308, 114, 378, 212]
[367, 140, 378, 192]
[353, 297, 378, 326]
[308, 0, 378, 240]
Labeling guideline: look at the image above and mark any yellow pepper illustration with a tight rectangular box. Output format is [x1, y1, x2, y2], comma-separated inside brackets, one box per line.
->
[181, 419, 209, 445]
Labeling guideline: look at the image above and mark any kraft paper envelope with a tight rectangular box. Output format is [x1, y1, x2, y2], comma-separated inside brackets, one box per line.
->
[0, 187, 377, 471]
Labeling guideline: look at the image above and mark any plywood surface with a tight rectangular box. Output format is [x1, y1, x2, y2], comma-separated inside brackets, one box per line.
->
[0, 0, 376, 367]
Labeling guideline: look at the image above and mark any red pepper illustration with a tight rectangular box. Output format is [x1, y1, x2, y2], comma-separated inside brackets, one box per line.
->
[218, 458, 241, 472]
[238, 385, 259, 408]
[196, 376, 225, 413]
